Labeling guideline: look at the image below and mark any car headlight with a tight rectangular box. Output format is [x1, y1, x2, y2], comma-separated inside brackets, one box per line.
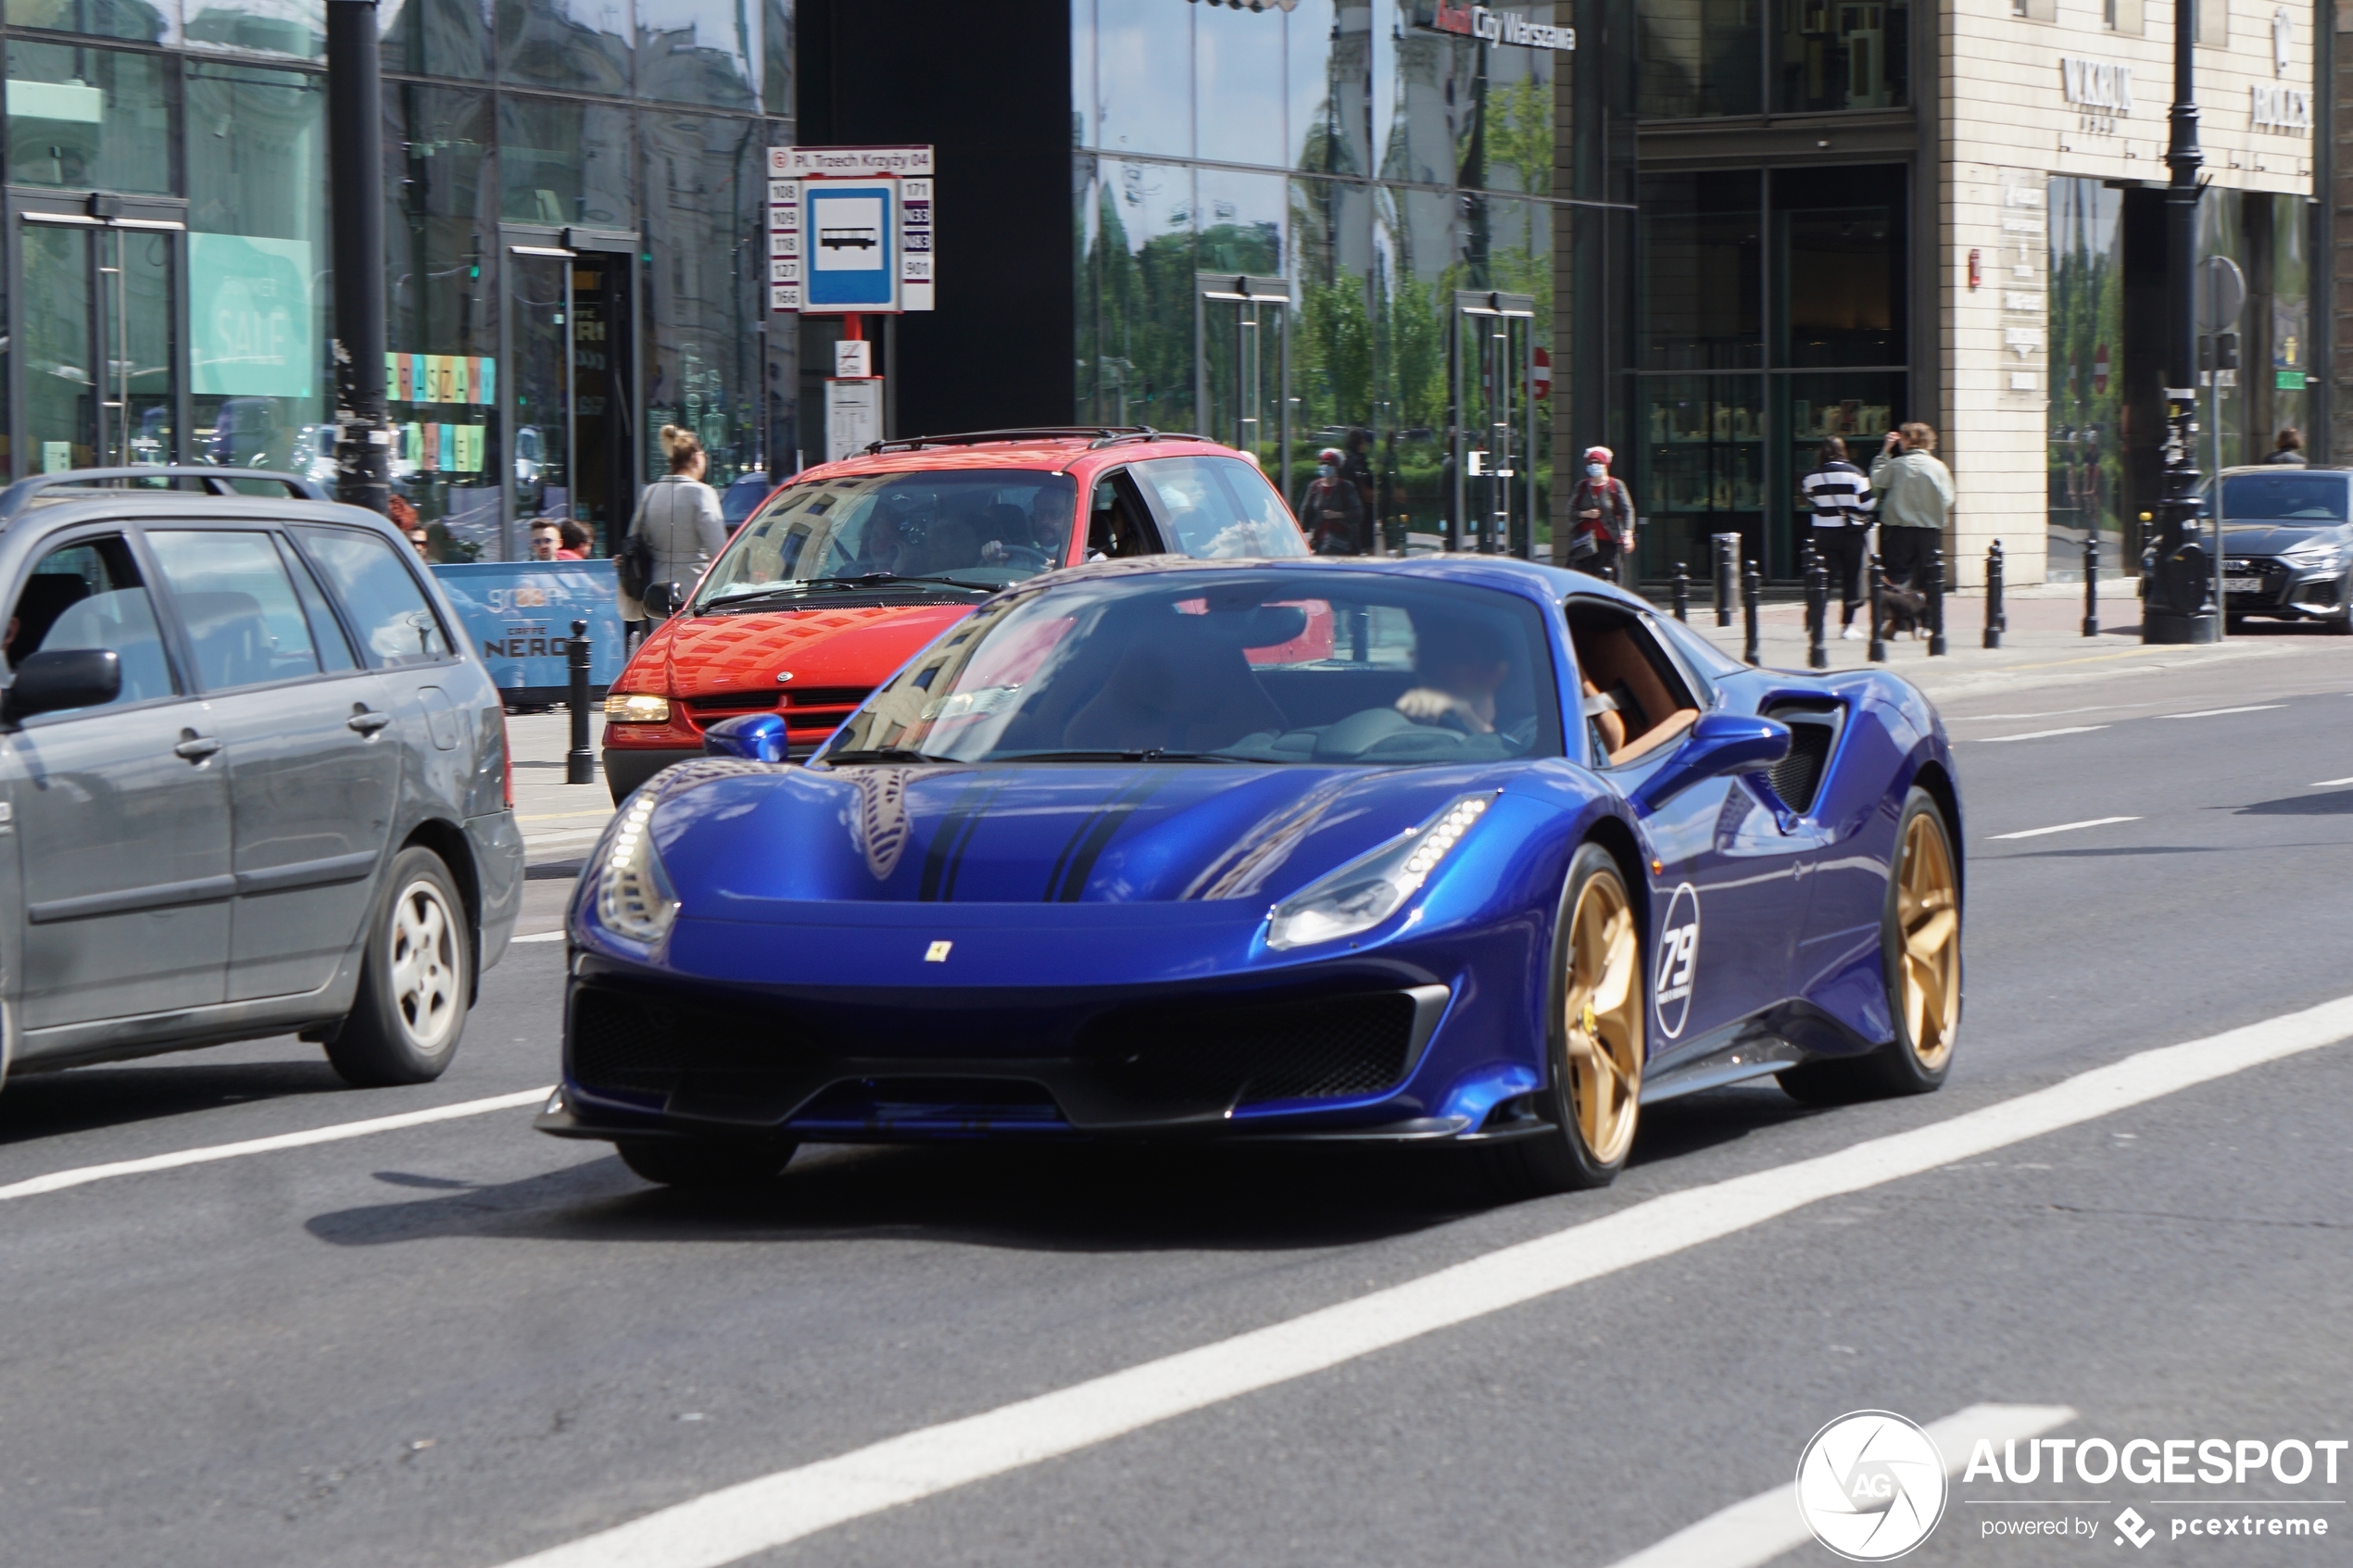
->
[1265, 793, 1491, 951]
[596, 792, 679, 944]
[603, 692, 672, 723]
[2281, 539, 2350, 571]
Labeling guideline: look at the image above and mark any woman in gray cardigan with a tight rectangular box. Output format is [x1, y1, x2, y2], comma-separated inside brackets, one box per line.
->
[624, 425, 728, 624]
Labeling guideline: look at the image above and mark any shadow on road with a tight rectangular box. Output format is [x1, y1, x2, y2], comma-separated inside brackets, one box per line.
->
[303, 1085, 1818, 1254]
[0, 1056, 348, 1148]
[2234, 789, 2353, 817]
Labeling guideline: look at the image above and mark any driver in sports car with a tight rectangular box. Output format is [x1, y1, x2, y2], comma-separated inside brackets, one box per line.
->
[1394, 617, 1515, 737]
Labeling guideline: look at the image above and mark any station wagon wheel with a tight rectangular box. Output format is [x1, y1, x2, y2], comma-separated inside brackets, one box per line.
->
[1780, 786, 1958, 1104]
[324, 847, 472, 1087]
[1481, 842, 1645, 1197]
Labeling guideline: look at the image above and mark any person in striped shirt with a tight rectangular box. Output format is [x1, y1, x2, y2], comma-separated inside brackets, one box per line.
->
[1801, 437, 1875, 640]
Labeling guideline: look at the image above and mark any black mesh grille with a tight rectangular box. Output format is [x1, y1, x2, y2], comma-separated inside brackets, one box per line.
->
[1768, 721, 1834, 813]
[568, 987, 812, 1098]
[1763, 702, 1843, 816]
[1090, 992, 1419, 1109]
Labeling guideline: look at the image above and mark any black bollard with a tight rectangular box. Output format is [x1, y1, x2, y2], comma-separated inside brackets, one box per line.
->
[1806, 546, 1829, 671]
[1671, 561, 1690, 621]
[2082, 533, 2099, 637]
[1714, 534, 1736, 627]
[1926, 546, 1947, 657]
[1867, 552, 1888, 664]
[1741, 555, 1762, 667]
[1983, 540, 2006, 649]
[566, 619, 595, 785]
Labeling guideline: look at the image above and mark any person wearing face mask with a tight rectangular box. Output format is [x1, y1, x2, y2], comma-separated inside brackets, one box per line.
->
[1566, 446, 1636, 582]
[1302, 445, 1367, 555]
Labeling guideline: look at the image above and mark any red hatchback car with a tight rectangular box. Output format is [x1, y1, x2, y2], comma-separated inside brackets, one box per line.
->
[600, 428, 1313, 800]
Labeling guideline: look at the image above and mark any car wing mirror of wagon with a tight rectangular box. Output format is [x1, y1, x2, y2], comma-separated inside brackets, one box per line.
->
[3, 647, 122, 722]
[1627, 711, 1790, 816]
[642, 581, 686, 617]
[703, 711, 790, 763]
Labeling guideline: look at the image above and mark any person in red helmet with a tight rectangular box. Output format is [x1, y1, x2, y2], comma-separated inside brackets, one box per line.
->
[1566, 445, 1636, 582]
[1302, 445, 1367, 555]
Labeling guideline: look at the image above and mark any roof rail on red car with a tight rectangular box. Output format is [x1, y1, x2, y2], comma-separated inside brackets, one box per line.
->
[862, 426, 1214, 456]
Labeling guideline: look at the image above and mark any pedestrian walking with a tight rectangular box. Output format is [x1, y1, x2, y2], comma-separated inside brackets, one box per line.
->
[1566, 445, 1636, 582]
[620, 426, 728, 629]
[1340, 428, 1378, 554]
[1302, 446, 1367, 555]
[1800, 437, 1875, 640]
[2264, 428, 2308, 466]
[1869, 422, 1953, 588]
[557, 520, 592, 559]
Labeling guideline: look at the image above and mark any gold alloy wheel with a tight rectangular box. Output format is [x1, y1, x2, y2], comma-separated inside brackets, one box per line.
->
[1563, 869, 1642, 1164]
[1895, 809, 1960, 1071]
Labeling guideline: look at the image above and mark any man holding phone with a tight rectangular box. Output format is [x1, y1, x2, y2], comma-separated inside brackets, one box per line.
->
[1869, 422, 1953, 588]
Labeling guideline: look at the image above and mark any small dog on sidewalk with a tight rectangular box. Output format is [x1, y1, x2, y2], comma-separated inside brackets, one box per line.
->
[1875, 577, 1930, 640]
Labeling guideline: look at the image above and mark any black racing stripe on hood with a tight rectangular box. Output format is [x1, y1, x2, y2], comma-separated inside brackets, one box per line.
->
[1047, 770, 1178, 903]
[918, 779, 1007, 902]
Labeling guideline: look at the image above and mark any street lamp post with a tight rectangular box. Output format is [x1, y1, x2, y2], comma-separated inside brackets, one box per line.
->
[2145, 0, 2219, 642]
[326, 0, 390, 516]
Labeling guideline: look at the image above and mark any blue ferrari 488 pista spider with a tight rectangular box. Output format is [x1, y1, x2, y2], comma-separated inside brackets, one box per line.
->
[540, 556, 1963, 1196]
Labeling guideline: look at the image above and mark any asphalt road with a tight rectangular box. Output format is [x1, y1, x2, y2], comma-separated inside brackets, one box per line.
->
[4, 639, 2349, 1568]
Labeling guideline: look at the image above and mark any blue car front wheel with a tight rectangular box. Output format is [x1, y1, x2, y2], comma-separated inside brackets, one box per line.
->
[1483, 842, 1646, 1198]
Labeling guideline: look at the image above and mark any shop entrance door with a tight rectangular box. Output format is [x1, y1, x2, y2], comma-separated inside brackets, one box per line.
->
[501, 230, 638, 558]
[1448, 291, 1538, 558]
[16, 212, 181, 474]
[1197, 273, 1291, 502]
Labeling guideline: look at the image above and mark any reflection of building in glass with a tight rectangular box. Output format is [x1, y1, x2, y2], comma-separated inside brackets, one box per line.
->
[0, 0, 786, 559]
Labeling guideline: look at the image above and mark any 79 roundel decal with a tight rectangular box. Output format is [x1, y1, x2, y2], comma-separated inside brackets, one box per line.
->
[1655, 883, 1700, 1038]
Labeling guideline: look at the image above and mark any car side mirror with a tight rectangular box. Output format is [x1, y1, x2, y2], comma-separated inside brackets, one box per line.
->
[4, 648, 122, 722]
[1627, 711, 1789, 815]
[702, 711, 789, 763]
[643, 581, 686, 617]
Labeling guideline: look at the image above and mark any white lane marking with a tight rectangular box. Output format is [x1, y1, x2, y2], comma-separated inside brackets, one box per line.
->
[490, 995, 2353, 1568]
[526, 828, 608, 849]
[518, 809, 618, 823]
[1946, 704, 2147, 721]
[510, 931, 567, 944]
[1599, 1403, 2078, 1568]
[1973, 725, 2108, 744]
[1988, 815, 2142, 841]
[2311, 776, 2353, 787]
[2163, 704, 2285, 719]
[0, 1087, 554, 1204]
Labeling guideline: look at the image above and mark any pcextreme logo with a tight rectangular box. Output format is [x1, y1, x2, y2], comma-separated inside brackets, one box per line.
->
[1796, 1411, 1948, 1561]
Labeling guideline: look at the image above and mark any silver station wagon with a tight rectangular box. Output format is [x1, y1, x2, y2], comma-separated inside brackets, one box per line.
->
[0, 469, 522, 1089]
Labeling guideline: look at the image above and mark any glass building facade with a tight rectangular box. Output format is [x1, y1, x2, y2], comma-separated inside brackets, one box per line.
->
[1, 0, 788, 557]
[1069, 0, 1625, 553]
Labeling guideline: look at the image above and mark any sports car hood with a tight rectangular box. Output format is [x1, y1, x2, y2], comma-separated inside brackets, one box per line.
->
[649, 762, 1525, 909]
[647, 602, 975, 699]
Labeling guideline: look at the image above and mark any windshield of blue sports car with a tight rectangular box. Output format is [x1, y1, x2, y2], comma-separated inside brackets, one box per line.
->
[818, 571, 1566, 765]
[697, 470, 1078, 608]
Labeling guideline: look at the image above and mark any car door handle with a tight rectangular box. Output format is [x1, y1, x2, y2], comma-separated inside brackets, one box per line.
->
[172, 733, 222, 761]
[347, 709, 394, 734]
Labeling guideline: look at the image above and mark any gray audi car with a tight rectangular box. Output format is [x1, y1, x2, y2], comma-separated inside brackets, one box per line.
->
[2209, 466, 2353, 633]
[0, 468, 522, 1090]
